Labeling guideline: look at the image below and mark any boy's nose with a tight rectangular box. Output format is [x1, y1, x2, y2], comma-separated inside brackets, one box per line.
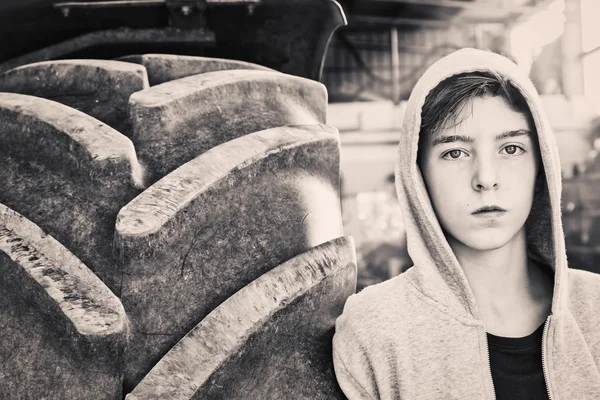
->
[472, 159, 499, 191]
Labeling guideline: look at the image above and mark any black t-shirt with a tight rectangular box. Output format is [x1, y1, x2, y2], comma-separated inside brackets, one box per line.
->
[486, 322, 549, 400]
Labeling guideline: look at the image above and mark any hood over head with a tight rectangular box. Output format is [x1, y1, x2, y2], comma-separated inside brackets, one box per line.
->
[394, 48, 567, 322]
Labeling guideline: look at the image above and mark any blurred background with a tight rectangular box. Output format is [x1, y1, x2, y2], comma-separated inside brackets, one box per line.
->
[323, 0, 600, 289]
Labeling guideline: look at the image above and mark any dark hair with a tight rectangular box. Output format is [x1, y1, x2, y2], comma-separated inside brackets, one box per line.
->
[418, 71, 535, 162]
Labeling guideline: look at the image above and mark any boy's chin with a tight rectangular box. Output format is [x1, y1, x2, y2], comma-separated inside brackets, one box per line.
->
[448, 230, 517, 253]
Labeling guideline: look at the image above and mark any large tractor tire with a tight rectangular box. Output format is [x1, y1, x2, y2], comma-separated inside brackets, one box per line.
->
[0, 54, 356, 399]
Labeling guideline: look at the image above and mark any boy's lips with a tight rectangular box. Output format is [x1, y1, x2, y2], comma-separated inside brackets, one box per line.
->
[471, 205, 507, 218]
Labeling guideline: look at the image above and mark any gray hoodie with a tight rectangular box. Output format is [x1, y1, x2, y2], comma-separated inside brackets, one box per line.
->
[332, 48, 600, 400]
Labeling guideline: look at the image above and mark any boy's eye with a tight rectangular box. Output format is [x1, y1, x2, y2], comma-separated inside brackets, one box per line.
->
[442, 149, 466, 160]
[501, 145, 525, 156]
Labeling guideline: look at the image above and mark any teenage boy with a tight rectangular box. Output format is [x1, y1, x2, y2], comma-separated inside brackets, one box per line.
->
[332, 48, 600, 400]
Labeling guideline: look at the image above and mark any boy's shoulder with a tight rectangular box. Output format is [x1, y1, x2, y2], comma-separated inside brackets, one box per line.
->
[567, 267, 600, 304]
[332, 274, 416, 399]
[345, 272, 410, 310]
[565, 268, 600, 347]
[336, 270, 417, 334]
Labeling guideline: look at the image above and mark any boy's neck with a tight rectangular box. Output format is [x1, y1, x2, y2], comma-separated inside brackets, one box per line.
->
[448, 229, 553, 337]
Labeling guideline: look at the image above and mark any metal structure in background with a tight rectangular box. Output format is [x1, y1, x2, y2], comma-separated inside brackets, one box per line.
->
[324, 0, 567, 102]
[390, 26, 400, 104]
[0, 0, 346, 80]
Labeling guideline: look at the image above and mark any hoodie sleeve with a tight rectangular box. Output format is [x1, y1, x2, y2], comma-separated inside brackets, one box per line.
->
[332, 295, 379, 400]
[333, 345, 376, 399]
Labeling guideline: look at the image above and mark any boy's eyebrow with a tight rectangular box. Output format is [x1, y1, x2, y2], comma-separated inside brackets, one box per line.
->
[495, 129, 531, 140]
[431, 129, 532, 146]
[431, 135, 474, 146]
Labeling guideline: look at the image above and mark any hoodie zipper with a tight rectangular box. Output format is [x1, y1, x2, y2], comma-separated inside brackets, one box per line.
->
[485, 342, 497, 400]
[541, 316, 554, 400]
[483, 328, 497, 400]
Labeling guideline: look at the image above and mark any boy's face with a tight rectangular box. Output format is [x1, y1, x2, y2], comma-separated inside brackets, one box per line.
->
[419, 95, 539, 252]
